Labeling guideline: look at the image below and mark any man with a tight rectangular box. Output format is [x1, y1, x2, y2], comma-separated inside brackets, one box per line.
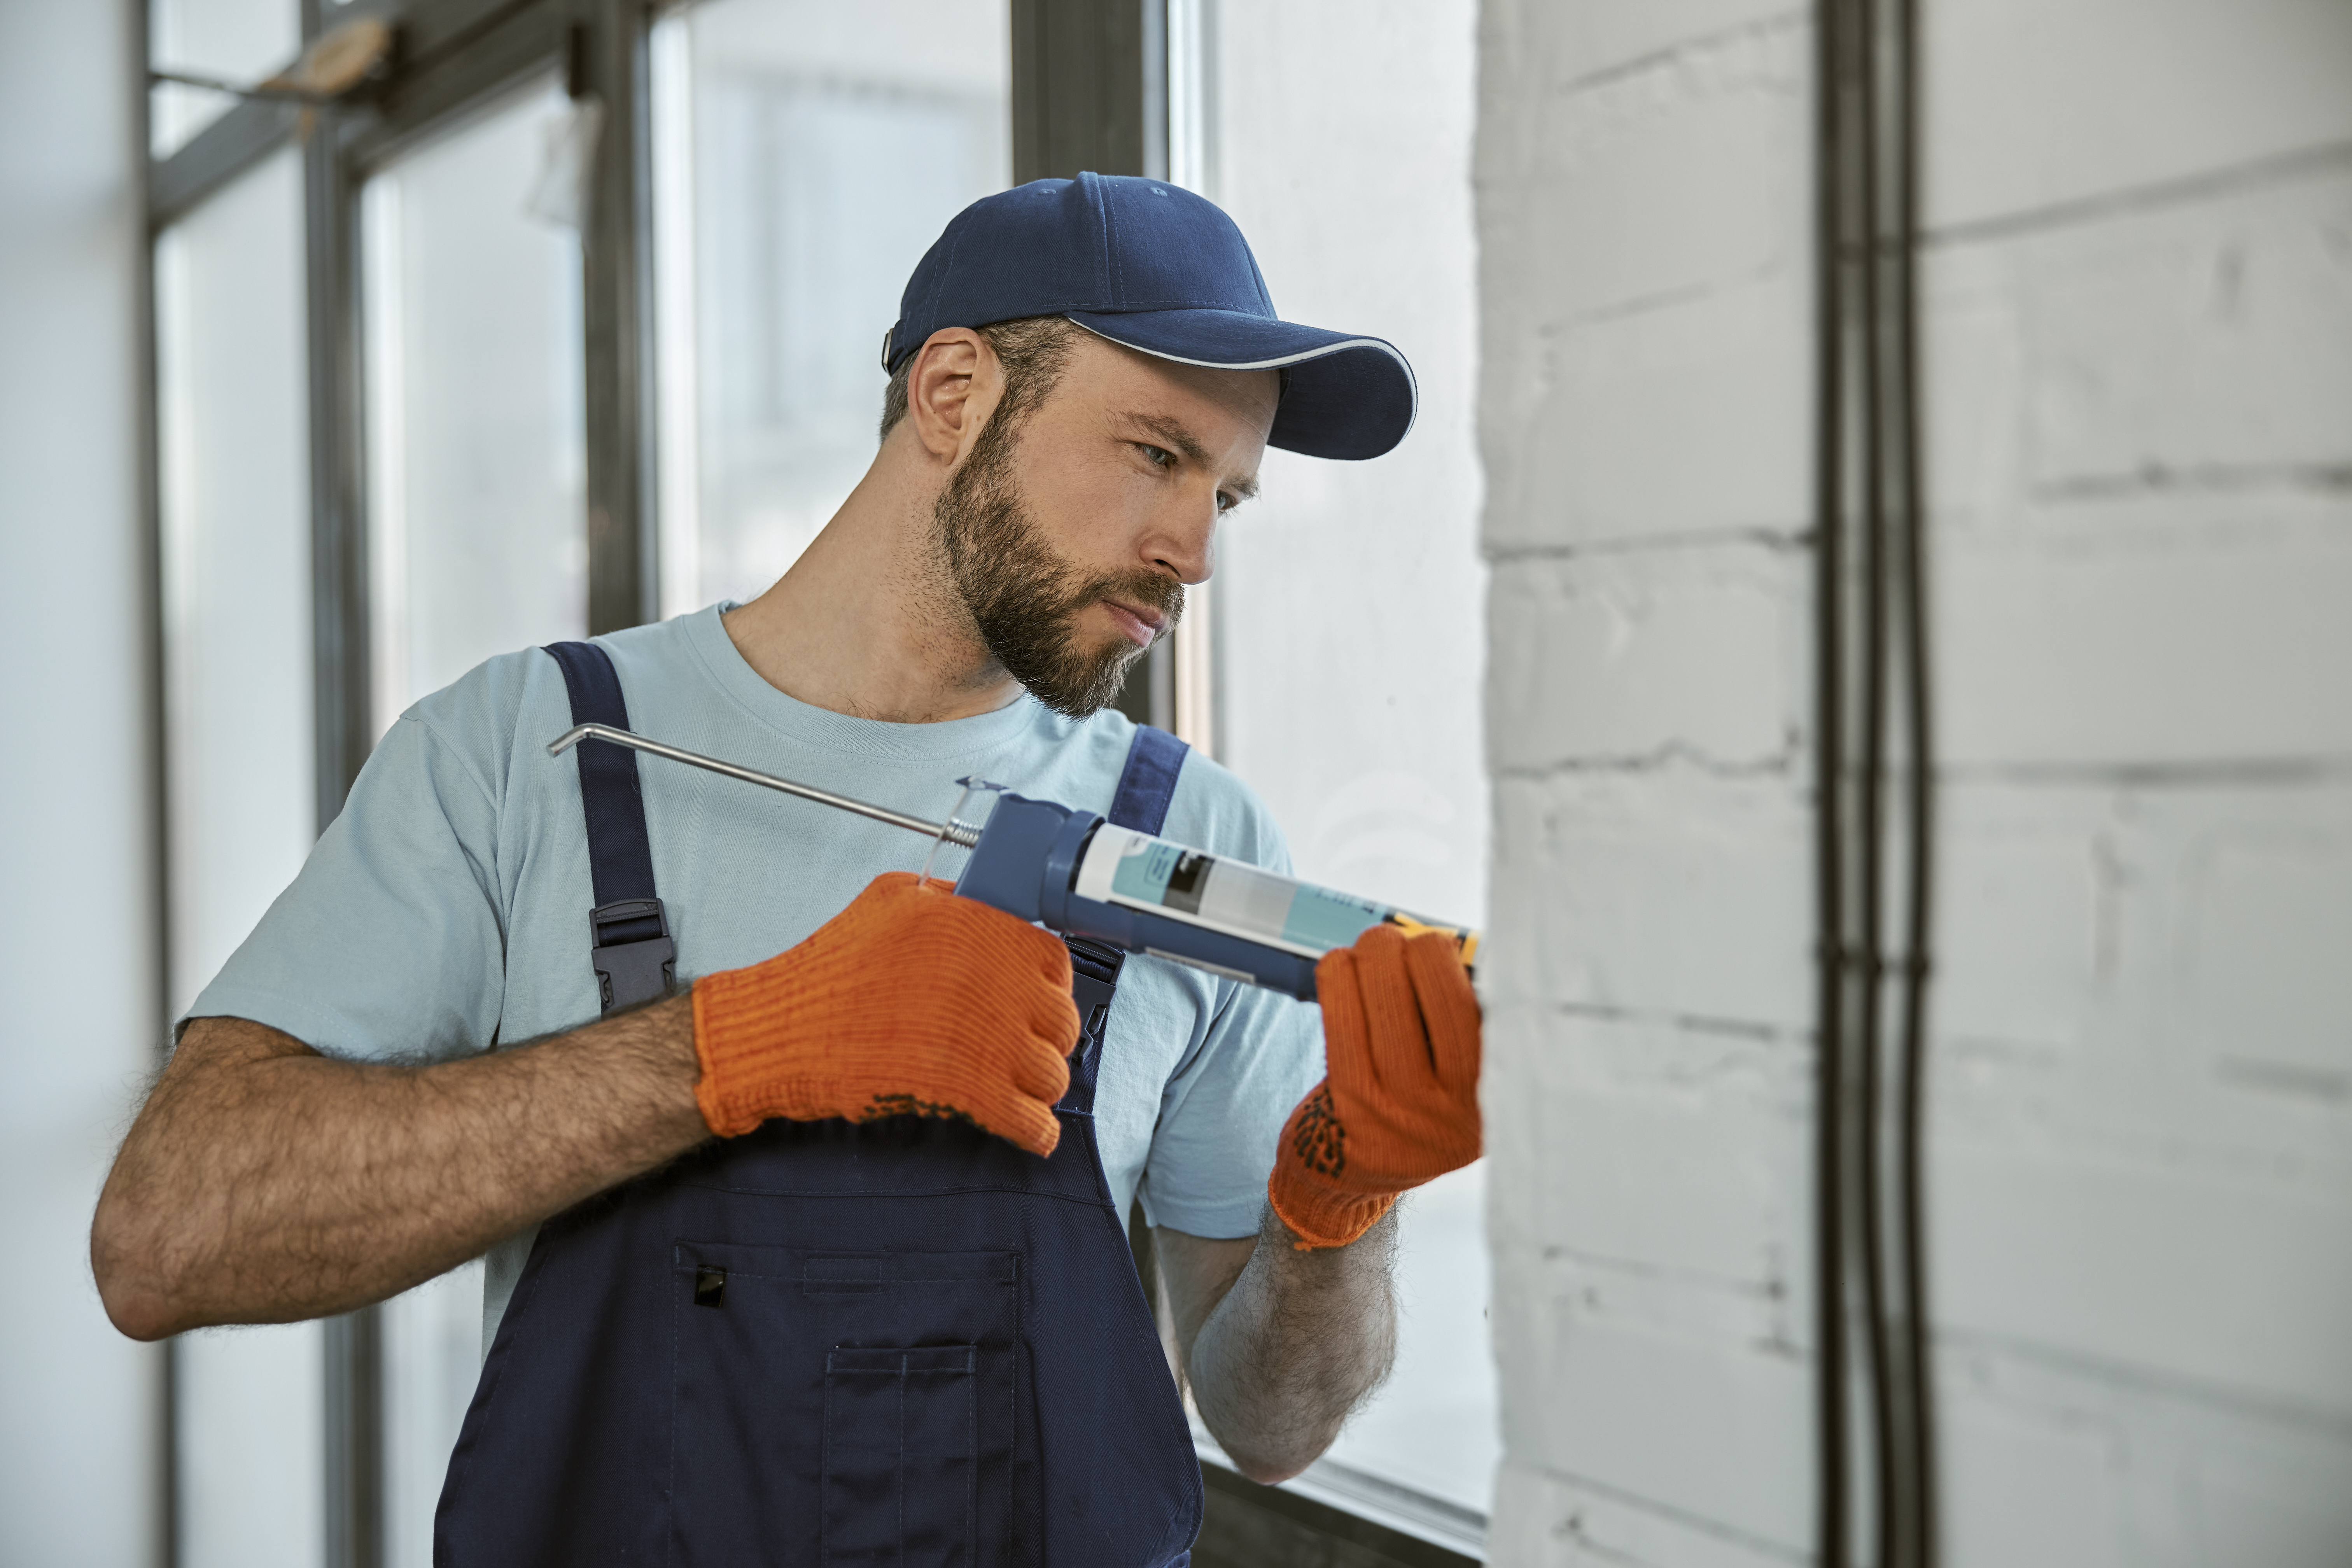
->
[93, 173, 1479, 1564]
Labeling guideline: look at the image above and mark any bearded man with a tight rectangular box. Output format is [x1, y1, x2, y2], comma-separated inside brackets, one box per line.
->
[92, 173, 1482, 1566]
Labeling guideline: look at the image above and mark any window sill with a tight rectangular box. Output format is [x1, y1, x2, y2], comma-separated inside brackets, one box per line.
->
[1191, 1421, 1486, 1565]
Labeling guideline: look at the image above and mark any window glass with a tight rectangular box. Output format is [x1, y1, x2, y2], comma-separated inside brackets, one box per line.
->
[154, 143, 325, 1568]
[150, 0, 301, 158]
[383, 1262, 485, 1568]
[1196, 0, 1499, 1527]
[360, 79, 590, 1560]
[362, 78, 590, 726]
[650, 0, 1011, 616]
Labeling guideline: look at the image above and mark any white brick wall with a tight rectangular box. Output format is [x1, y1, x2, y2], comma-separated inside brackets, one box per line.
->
[1489, 545, 1802, 772]
[1479, 1, 2352, 1563]
[1489, 774, 1812, 1027]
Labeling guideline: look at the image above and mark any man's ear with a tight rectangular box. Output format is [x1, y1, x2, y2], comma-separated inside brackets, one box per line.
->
[906, 327, 1001, 466]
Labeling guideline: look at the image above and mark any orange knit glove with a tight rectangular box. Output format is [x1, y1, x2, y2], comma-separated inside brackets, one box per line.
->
[1267, 925, 1483, 1250]
[689, 872, 1082, 1156]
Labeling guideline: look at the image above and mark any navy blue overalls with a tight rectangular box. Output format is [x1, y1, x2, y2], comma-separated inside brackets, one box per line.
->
[434, 642, 1204, 1566]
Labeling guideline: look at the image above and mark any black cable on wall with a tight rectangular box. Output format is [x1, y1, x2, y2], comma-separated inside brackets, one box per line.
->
[1814, 0, 1937, 1564]
[1891, 0, 1939, 1553]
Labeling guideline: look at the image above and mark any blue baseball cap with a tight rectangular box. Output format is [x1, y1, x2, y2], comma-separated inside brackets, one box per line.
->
[883, 173, 1416, 461]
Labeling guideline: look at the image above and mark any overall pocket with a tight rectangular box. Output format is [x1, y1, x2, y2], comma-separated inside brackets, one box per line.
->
[823, 1345, 978, 1564]
[668, 1242, 1020, 1568]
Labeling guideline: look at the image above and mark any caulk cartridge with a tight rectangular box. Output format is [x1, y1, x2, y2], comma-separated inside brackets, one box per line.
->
[543, 723, 1478, 1005]
[950, 783, 1479, 1004]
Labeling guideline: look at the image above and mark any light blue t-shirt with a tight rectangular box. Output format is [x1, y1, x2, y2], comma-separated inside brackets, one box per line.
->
[190, 605, 1323, 1341]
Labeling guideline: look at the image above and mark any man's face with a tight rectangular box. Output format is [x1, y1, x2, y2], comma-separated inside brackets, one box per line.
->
[934, 332, 1277, 717]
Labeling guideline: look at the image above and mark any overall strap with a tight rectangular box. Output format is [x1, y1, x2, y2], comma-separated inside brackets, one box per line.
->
[1107, 723, 1187, 837]
[1062, 724, 1189, 1111]
[544, 641, 676, 1012]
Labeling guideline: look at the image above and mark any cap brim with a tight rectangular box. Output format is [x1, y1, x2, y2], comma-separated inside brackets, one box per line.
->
[1064, 309, 1416, 461]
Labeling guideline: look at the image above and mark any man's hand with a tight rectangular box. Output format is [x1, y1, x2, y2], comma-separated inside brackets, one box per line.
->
[1268, 924, 1482, 1249]
[691, 872, 1082, 1154]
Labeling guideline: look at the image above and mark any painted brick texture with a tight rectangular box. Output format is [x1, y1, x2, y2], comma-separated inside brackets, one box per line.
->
[1479, 2, 1818, 1559]
[1478, 0, 2352, 1563]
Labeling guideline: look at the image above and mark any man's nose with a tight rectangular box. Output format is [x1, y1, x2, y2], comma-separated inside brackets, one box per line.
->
[1144, 488, 1219, 585]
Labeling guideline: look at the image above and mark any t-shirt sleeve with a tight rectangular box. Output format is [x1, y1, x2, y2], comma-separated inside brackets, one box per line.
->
[1130, 768, 1327, 1239]
[1137, 977, 1323, 1239]
[185, 709, 509, 1064]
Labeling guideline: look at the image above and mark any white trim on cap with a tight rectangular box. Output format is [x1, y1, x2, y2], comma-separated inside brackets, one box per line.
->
[1063, 317, 1420, 444]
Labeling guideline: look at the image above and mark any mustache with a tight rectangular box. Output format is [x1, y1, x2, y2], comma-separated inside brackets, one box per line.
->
[1069, 570, 1185, 633]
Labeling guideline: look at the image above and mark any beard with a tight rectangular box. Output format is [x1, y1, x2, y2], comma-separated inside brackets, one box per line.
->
[933, 408, 1186, 719]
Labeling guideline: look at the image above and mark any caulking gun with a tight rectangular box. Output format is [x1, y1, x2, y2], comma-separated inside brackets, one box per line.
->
[549, 723, 1479, 1003]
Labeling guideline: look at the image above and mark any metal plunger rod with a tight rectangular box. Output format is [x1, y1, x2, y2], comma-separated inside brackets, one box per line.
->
[548, 724, 982, 848]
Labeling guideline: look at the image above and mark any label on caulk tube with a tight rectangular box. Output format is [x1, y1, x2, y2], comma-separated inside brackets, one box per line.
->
[1072, 827, 1481, 966]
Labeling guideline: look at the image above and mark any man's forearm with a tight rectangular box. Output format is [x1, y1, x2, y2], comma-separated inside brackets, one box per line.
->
[1174, 1204, 1399, 1485]
[91, 1002, 708, 1341]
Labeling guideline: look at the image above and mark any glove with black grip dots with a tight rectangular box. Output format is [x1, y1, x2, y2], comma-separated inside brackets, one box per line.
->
[1267, 925, 1483, 1249]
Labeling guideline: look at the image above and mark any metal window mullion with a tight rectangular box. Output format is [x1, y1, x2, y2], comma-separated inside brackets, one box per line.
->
[304, 19, 382, 1568]
[1012, 0, 1148, 188]
[584, 0, 660, 634]
[343, 5, 568, 177]
[1010, 0, 1178, 732]
[311, 124, 374, 831]
[150, 98, 302, 229]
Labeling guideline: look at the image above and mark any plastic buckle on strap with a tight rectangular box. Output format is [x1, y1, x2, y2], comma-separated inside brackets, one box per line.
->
[590, 896, 676, 1012]
[1064, 936, 1125, 1049]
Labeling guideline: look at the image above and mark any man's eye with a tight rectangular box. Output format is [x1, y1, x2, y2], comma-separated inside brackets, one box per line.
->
[1216, 491, 1238, 514]
[1140, 444, 1175, 469]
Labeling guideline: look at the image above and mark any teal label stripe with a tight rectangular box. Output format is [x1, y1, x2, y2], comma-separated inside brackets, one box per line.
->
[1278, 886, 1388, 952]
